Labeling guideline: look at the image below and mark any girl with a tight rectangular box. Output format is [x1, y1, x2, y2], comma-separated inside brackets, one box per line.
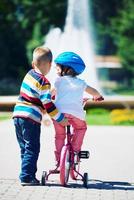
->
[52, 51, 104, 166]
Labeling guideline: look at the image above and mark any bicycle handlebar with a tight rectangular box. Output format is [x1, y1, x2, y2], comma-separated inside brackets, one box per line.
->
[83, 96, 104, 102]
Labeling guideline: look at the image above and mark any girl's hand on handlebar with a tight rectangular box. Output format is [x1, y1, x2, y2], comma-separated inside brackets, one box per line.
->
[93, 95, 104, 102]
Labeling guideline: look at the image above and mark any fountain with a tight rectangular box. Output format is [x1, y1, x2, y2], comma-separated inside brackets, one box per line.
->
[45, 0, 100, 91]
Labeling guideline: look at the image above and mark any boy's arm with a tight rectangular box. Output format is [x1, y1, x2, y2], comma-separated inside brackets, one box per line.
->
[51, 88, 57, 100]
[85, 86, 104, 101]
[40, 88, 68, 126]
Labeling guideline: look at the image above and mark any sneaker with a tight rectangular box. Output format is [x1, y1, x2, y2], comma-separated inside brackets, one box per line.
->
[21, 178, 40, 186]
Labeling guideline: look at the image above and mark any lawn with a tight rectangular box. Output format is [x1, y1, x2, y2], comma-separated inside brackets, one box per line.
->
[86, 108, 112, 125]
[0, 112, 12, 121]
[0, 109, 134, 126]
[86, 108, 134, 126]
[86, 113, 112, 125]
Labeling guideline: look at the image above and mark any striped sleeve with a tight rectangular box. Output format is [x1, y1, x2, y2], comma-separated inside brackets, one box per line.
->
[39, 80, 64, 122]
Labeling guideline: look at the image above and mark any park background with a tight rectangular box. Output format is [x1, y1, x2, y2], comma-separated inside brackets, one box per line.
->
[0, 0, 134, 125]
[0, 1, 134, 197]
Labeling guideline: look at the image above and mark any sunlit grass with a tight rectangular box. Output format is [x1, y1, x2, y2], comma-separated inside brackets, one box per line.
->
[0, 112, 12, 121]
[0, 109, 134, 126]
[86, 108, 134, 126]
[86, 113, 112, 125]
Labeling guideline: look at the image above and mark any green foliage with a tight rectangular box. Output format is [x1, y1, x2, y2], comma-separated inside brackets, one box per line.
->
[110, 87, 134, 95]
[110, 109, 134, 125]
[111, 0, 134, 85]
[86, 113, 112, 125]
[0, 0, 134, 94]
[0, 0, 67, 94]
[0, 112, 12, 121]
[86, 108, 111, 125]
[86, 108, 134, 126]
[27, 22, 44, 62]
[91, 0, 134, 86]
[0, 78, 20, 95]
[91, 0, 124, 55]
[86, 108, 110, 115]
[0, 0, 29, 79]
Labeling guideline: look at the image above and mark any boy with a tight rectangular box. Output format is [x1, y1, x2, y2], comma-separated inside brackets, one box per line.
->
[13, 46, 68, 186]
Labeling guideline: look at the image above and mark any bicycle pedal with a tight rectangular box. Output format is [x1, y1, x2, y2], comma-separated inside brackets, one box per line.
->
[49, 169, 60, 174]
[78, 151, 90, 159]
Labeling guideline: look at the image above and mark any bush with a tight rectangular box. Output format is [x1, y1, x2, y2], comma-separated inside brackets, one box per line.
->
[86, 108, 110, 115]
[0, 78, 20, 95]
[86, 108, 134, 125]
[110, 109, 134, 125]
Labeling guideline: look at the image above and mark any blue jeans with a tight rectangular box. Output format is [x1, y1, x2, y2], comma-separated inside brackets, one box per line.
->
[13, 117, 41, 182]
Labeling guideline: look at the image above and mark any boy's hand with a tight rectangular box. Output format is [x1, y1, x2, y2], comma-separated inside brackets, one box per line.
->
[59, 117, 68, 126]
[51, 88, 56, 100]
[93, 96, 104, 101]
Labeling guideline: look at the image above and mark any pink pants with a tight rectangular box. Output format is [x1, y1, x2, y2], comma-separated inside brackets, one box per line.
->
[52, 114, 87, 162]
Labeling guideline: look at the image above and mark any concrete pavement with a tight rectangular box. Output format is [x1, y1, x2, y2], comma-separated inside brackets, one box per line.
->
[0, 118, 134, 199]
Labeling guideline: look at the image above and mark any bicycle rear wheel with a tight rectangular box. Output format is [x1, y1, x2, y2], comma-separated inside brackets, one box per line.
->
[60, 145, 70, 186]
[41, 171, 47, 185]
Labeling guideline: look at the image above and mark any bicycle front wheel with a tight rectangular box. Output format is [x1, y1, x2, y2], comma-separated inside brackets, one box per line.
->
[60, 145, 70, 186]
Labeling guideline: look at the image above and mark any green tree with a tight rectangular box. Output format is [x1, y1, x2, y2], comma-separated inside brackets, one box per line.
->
[0, 0, 67, 79]
[0, 0, 67, 94]
[0, 0, 28, 79]
[91, 0, 124, 55]
[111, 0, 134, 86]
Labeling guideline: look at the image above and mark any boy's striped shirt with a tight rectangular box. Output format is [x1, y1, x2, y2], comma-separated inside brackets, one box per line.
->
[13, 69, 64, 123]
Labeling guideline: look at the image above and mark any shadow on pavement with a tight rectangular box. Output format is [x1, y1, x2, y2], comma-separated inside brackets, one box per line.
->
[42, 179, 134, 190]
[87, 179, 134, 190]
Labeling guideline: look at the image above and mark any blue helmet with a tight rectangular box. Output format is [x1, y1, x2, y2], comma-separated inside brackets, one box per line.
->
[54, 52, 86, 74]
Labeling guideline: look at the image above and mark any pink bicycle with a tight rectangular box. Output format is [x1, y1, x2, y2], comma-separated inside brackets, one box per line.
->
[41, 125, 89, 188]
[59, 125, 89, 187]
[41, 96, 104, 187]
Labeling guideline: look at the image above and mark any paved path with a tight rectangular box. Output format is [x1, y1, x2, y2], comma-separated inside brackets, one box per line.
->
[0, 119, 134, 200]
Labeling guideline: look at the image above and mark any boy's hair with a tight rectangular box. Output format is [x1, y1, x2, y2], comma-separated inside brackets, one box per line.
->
[58, 65, 78, 77]
[33, 46, 53, 65]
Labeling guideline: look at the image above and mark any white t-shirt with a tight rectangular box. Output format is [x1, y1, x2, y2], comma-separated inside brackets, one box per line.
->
[54, 76, 88, 120]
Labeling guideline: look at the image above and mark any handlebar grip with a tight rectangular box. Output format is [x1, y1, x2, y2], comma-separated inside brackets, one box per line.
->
[93, 96, 104, 101]
[97, 96, 104, 101]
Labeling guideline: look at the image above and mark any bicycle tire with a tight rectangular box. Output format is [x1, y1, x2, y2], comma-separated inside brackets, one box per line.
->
[60, 145, 70, 186]
[41, 171, 47, 185]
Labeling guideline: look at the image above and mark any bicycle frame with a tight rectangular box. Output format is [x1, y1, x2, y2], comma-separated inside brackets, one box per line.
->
[60, 125, 87, 185]
[41, 125, 89, 187]
[41, 96, 104, 187]
[43, 126, 72, 181]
